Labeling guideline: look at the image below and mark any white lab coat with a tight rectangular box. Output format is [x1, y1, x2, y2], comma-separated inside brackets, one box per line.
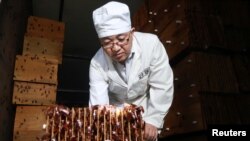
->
[89, 32, 174, 128]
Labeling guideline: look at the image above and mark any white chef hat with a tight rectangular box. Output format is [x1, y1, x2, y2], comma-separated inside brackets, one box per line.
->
[92, 1, 131, 38]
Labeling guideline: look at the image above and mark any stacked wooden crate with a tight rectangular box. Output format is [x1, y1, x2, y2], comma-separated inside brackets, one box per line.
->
[133, 0, 190, 60]
[185, 0, 226, 50]
[13, 16, 65, 141]
[160, 53, 205, 137]
[132, 0, 206, 138]
[132, 0, 250, 140]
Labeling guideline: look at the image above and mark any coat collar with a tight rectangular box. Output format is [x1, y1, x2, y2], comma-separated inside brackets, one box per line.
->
[127, 36, 141, 86]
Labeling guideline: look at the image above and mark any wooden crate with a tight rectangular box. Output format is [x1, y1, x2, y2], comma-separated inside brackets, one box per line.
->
[186, 12, 225, 49]
[159, 14, 189, 60]
[160, 54, 205, 138]
[160, 88, 205, 137]
[134, 0, 189, 60]
[224, 27, 249, 52]
[13, 106, 48, 141]
[231, 55, 250, 92]
[152, 0, 186, 24]
[132, 2, 149, 30]
[192, 52, 239, 93]
[13, 55, 58, 85]
[26, 16, 65, 42]
[173, 52, 239, 93]
[216, 0, 250, 29]
[161, 54, 206, 137]
[23, 35, 63, 64]
[138, 21, 155, 33]
[147, 0, 181, 16]
[200, 92, 243, 125]
[12, 81, 57, 105]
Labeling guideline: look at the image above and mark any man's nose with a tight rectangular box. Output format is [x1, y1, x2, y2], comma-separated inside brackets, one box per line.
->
[111, 41, 121, 51]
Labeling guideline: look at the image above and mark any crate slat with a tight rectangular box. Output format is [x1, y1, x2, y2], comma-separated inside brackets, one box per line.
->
[13, 55, 58, 84]
[13, 106, 48, 141]
[12, 81, 56, 105]
[161, 87, 204, 137]
[193, 53, 239, 93]
[26, 16, 65, 42]
[23, 35, 63, 64]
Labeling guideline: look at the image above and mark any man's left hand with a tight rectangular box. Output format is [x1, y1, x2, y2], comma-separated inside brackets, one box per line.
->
[144, 122, 158, 141]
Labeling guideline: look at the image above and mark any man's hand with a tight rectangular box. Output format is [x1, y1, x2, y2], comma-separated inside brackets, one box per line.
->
[144, 122, 158, 141]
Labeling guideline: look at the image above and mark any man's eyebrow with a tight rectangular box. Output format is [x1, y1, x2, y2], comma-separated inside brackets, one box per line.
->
[101, 32, 128, 40]
[101, 37, 112, 41]
[117, 33, 127, 38]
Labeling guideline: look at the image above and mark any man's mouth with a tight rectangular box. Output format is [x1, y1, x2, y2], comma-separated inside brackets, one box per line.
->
[114, 53, 123, 58]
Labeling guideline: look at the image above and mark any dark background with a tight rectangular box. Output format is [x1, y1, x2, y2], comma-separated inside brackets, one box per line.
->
[1, 0, 249, 141]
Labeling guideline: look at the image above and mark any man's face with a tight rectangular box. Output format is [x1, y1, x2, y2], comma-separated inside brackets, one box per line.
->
[100, 30, 133, 64]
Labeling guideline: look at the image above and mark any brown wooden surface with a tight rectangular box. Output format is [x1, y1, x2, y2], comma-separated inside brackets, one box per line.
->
[12, 81, 57, 105]
[132, 1, 250, 140]
[160, 88, 205, 137]
[224, 27, 249, 52]
[186, 12, 225, 49]
[139, 21, 155, 34]
[23, 35, 63, 64]
[135, 0, 189, 60]
[13, 106, 48, 141]
[152, 0, 186, 27]
[132, 2, 148, 30]
[215, 0, 250, 29]
[159, 16, 189, 60]
[172, 52, 239, 93]
[192, 53, 239, 93]
[13, 55, 58, 85]
[26, 16, 65, 42]
[231, 55, 250, 92]
[200, 92, 250, 125]
[147, 0, 177, 15]
[160, 53, 205, 138]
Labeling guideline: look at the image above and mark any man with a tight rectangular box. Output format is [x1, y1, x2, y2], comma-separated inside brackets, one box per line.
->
[89, 1, 174, 141]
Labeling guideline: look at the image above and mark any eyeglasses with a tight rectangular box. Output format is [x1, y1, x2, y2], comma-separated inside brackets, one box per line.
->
[101, 32, 131, 49]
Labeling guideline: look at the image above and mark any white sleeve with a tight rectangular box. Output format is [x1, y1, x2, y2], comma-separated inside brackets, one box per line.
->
[89, 62, 109, 106]
[143, 38, 174, 128]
